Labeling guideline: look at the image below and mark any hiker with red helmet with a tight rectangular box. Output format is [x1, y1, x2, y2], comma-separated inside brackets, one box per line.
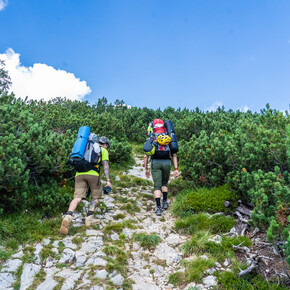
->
[144, 119, 179, 216]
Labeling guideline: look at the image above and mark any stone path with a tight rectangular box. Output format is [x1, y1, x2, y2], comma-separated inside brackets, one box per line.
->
[0, 155, 215, 290]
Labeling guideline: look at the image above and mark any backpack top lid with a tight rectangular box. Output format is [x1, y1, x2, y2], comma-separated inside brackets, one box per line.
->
[153, 119, 165, 133]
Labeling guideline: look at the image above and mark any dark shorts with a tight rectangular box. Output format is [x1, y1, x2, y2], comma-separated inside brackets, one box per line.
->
[74, 175, 102, 199]
[151, 162, 171, 190]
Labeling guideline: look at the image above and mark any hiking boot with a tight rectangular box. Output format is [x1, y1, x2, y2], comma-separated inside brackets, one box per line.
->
[155, 207, 162, 216]
[85, 215, 101, 226]
[162, 201, 169, 210]
[59, 215, 72, 235]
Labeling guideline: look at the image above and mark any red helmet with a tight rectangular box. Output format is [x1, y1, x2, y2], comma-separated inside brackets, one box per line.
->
[153, 119, 165, 133]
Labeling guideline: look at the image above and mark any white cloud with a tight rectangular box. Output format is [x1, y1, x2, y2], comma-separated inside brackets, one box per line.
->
[0, 0, 8, 11]
[238, 105, 250, 112]
[0, 48, 91, 101]
[206, 101, 223, 112]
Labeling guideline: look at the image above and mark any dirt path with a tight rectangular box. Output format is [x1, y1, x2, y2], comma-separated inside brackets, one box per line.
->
[0, 155, 199, 290]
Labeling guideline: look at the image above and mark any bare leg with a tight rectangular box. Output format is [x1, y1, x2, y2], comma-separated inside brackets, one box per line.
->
[68, 197, 82, 212]
[88, 198, 99, 212]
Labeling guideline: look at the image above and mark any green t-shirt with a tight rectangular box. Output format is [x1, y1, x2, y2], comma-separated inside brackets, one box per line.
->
[75, 146, 109, 177]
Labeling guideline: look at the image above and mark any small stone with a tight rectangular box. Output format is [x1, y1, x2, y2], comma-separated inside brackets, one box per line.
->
[203, 275, 217, 287]
[111, 273, 124, 286]
[115, 176, 121, 181]
[95, 269, 108, 280]
[111, 233, 119, 241]
[59, 248, 75, 264]
[200, 254, 209, 260]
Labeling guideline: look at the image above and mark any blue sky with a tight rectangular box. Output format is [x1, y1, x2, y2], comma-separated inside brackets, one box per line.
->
[0, 0, 289, 112]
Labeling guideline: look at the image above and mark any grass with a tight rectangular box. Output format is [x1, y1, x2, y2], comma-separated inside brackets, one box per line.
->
[172, 184, 238, 217]
[102, 220, 137, 235]
[104, 246, 128, 276]
[174, 212, 236, 235]
[171, 256, 217, 285]
[0, 212, 62, 253]
[217, 260, 289, 289]
[182, 233, 251, 262]
[120, 200, 141, 214]
[113, 213, 126, 220]
[132, 232, 162, 250]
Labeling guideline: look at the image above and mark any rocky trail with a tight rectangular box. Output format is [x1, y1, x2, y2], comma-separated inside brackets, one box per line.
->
[1, 155, 289, 289]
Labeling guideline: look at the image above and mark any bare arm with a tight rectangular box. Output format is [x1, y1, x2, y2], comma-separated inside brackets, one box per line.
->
[102, 160, 112, 187]
[144, 155, 150, 178]
[172, 154, 179, 178]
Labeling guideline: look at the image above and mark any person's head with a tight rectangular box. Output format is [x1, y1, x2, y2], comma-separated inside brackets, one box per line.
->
[99, 136, 111, 149]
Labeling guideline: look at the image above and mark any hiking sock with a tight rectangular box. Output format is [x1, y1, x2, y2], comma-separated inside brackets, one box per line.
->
[67, 211, 73, 216]
[87, 210, 94, 217]
[162, 192, 168, 202]
[155, 198, 161, 207]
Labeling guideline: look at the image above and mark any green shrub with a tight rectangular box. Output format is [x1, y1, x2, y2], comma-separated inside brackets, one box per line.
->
[168, 271, 185, 287]
[183, 256, 216, 283]
[175, 213, 236, 235]
[172, 184, 238, 216]
[217, 264, 288, 289]
[132, 232, 161, 249]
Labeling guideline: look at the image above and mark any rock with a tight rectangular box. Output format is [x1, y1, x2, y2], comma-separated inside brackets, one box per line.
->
[86, 229, 99, 236]
[110, 233, 119, 240]
[62, 238, 78, 250]
[200, 254, 209, 260]
[55, 269, 82, 290]
[34, 243, 43, 255]
[95, 269, 108, 280]
[184, 282, 197, 290]
[165, 234, 181, 247]
[75, 250, 87, 267]
[90, 286, 105, 290]
[0, 272, 15, 289]
[111, 273, 124, 286]
[20, 263, 41, 290]
[36, 276, 58, 290]
[115, 176, 121, 181]
[1, 259, 22, 273]
[42, 238, 51, 246]
[59, 248, 75, 264]
[203, 275, 217, 287]
[93, 257, 108, 266]
[215, 262, 222, 268]
[154, 243, 182, 265]
[224, 259, 229, 267]
[45, 257, 54, 268]
[12, 250, 24, 259]
[208, 235, 222, 244]
[80, 236, 103, 253]
[205, 267, 216, 275]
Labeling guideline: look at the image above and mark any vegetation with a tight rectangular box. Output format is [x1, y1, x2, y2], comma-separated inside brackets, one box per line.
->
[132, 232, 161, 249]
[0, 64, 289, 287]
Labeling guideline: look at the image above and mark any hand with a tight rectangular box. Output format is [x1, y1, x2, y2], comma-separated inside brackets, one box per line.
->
[145, 169, 150, 178]
[173, 169, 180, 179]
[106, 180, 112, 188]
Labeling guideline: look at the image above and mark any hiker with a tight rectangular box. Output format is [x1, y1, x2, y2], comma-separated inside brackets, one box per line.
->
[60, 136, 112, 235]
[147, 121, 153, 137]
[144, 119, 179, 216]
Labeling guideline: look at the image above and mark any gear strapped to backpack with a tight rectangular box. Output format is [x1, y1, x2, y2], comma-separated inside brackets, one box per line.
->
[68, 126, 102, 172]
[143, 119, 176, 159]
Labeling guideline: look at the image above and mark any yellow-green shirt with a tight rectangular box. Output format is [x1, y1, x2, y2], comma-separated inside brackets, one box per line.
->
[75, 147, 109, 177]
[147, 126, 153, 134]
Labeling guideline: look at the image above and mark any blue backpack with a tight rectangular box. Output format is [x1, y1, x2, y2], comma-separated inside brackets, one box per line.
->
[68, 126, 101, 172]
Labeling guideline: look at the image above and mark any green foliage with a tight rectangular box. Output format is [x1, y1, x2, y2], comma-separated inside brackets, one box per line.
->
[102, 220, 136, 234]
[172, 185, 238, 216]
[182, 256, 216, 283]
[182, 233, 251, 261]
[217, 263, 289, 289]
[175, 213, 236, 235]
[0, 212, 62, 252]
[132, 232, 161, 249]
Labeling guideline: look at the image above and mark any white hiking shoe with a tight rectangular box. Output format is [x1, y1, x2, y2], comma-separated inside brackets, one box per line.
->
[60, 214, 72, 235]
[85, 215, 101, 226]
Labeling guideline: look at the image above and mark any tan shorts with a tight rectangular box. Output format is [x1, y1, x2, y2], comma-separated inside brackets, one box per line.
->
[74, 175, 102, 199]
